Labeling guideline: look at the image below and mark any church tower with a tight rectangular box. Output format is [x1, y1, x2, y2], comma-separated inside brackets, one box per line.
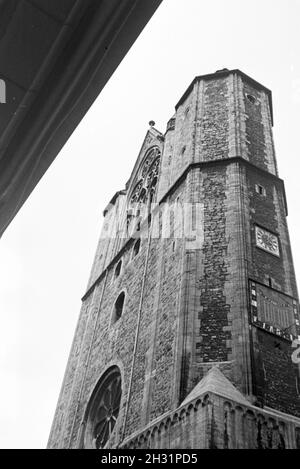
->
[48, 69, 300, 449]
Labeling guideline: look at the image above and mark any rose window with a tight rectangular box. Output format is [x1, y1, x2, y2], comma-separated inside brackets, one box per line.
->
[84, 367, 122, 449]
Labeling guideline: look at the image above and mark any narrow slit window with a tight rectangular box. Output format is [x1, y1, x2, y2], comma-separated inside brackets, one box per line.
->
[115, 260, 122, 278]
[133, 239, 141, 258]
[112, 292, 125, 324]
[255, 184, 266, 196]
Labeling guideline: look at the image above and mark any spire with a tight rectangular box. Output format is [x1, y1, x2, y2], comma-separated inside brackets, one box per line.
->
[181, 366, 250, 407]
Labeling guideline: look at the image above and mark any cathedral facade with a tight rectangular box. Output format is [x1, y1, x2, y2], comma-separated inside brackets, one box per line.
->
[48, 69, 300, 449]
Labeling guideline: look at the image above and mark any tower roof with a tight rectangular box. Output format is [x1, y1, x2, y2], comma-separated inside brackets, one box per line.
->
[181, 366, 250, 407]
[175, 69, 274, 125]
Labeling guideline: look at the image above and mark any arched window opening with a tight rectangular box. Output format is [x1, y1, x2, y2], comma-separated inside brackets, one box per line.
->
[112, 292, 125, 324]
[139, 188, 147, 204]
[84, 366, 122, 449]
[146, 159, 160, 190]
[130, 180, 143, 205]
[115, 260, 122, 278]
[133, 239, 141, 258]
[246, 93, 257, 104]
[149, 178, 157, 206]
[128, 148, 161, 234]
[135, 201, 146, 232]
[141, 147, 161, 178]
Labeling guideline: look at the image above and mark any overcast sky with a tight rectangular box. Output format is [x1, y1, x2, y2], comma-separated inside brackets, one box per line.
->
[1, 0, 300, 449]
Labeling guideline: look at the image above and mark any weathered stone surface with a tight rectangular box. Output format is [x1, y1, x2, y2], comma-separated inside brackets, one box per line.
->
[122, 368, 300, 450]
[48, 70, 300, 449]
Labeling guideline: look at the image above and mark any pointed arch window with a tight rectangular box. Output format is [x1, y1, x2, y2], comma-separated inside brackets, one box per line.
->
[128, 147, 161, 233]
[115, 260, 122, 278]
[132, 239, 141, 258]
[130, 180, 143, 205]
[112, 292, 125, 324]
[146, 158, 160, 191]
[129, 148, 161, 207]
[141, 147, 161, 178]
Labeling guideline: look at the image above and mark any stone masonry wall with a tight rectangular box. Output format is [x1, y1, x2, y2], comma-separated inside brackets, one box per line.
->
[48, 296, 92, 447]
[245, 163, 299, 416]
[49, 70, 300, 449]
[242, 81, 277, 175]
[197, 165, 230, 363]
[123, 392, 300, 449]
[200, 78, 229, 162]
[177, 162, 251, 402]
[247, 166, 297, 296]
[244, 82, 268, 170]
[48, 179, 187, 448]
[252, 328, 300, 418]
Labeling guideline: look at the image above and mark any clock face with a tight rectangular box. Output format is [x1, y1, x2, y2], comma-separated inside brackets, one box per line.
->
[255, 226, 280, 256]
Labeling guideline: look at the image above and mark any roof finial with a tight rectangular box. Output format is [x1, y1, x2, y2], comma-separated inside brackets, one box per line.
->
[215, 68, 229, 73]
[149, 120, 155, 127]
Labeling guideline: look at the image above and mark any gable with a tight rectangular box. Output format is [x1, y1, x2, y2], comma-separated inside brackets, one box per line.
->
[125, 127, 164, 199]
